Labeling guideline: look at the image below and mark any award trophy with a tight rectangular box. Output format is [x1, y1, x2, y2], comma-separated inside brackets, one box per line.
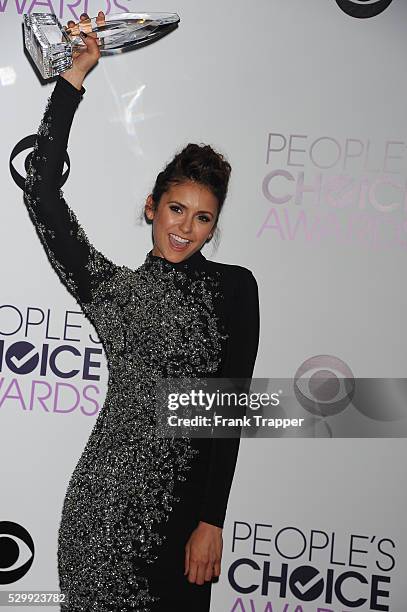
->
[23, 12, 180, 79]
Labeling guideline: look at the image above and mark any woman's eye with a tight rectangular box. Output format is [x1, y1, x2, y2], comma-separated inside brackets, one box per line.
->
[169, 206, 209, 223]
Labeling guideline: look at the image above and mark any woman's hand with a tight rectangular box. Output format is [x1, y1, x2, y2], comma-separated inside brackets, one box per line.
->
[60, 11, 105, 90]
[184, 521, 223, 584]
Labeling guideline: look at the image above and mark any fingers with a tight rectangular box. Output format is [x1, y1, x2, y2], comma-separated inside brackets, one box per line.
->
[79, 31, 101, 56]
[66, 12, 103, 35]
[65, 20, 77, 37]
[96, 10, 106, 25]
[212, 559, 221, 578]
[204, 562, 213, 582]
[184, 544, 190, 576]
[65, 12, 104, 47]
[196, 563, 207, 585]
[78, 13, 92, 34]
[186, 559, 217, 584]
[186, 559, 198, 584]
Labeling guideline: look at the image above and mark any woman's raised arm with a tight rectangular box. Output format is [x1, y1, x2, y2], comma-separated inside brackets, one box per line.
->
[23, 18, 118, 307]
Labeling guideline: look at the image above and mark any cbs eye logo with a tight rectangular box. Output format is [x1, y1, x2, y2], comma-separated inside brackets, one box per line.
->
[336, 0, 393, 18]
[0, 522, 34, 583]
[9, 135, 70, 192]
[294, 355, 355, 420]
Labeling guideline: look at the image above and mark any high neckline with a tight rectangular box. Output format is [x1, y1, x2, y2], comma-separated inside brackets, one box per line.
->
[144, 248, 207, 271]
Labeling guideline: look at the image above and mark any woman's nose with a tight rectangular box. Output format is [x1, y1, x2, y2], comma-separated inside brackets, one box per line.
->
[179, 217, 193, 233]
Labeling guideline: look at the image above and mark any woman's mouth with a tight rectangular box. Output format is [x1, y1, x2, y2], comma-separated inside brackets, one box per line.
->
[168, 232, 191, 251]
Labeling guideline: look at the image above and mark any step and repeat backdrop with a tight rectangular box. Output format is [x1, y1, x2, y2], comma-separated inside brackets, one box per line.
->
[1, 0, 407, 610]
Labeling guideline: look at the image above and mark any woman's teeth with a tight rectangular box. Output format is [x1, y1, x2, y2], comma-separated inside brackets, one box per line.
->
[171, 233, 189, 243]
[169, 233, 191, 249]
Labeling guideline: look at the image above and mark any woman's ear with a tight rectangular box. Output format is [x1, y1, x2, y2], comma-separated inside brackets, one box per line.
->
[206, 224, 216, 242]
[145, 194, 155, 221]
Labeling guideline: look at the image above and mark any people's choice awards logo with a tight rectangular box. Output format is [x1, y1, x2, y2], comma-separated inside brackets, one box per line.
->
[336, 0, 393, 18]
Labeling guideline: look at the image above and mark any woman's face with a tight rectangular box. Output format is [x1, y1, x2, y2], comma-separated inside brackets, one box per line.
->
[145, 180, 219, 263]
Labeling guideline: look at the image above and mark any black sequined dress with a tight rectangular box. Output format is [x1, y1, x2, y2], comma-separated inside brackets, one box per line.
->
[23, 75, 260, 612]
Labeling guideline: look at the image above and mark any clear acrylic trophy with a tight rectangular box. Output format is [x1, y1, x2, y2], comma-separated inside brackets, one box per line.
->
[23, 12, 180, 79]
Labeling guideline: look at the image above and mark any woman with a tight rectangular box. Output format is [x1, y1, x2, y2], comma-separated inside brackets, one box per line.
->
[23, 12, 260, 612]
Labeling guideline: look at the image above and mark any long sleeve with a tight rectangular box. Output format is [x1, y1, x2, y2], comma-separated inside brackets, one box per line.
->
[198, 269, 260, 528]
[23, 75, 119, 306]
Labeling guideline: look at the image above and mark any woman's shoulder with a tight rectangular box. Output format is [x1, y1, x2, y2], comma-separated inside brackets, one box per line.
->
[205, 258, 258, 289]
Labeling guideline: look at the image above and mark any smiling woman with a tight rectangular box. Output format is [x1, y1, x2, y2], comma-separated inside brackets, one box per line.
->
[22, 10, 260, 612]
[144, 142, 231, 261]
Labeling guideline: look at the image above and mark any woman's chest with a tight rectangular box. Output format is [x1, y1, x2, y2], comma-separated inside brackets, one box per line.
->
[86, 264, 232, 373]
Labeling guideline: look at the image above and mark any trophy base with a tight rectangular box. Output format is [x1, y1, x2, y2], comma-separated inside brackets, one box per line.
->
[24, 13, 73, 79]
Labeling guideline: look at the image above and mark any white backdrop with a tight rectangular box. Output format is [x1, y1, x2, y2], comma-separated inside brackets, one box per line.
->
[1, 0, 406, 610]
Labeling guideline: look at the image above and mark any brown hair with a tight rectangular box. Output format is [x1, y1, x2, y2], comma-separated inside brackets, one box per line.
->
[151, 143, 232, 221]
